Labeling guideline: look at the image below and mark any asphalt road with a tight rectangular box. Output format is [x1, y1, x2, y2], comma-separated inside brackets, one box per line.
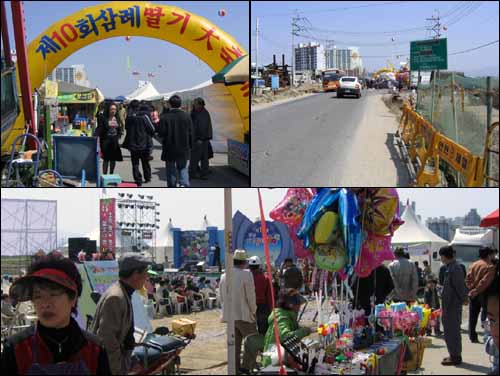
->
[251, 89, 411, 186]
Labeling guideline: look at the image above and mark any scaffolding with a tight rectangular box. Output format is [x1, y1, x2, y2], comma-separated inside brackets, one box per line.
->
[1, 199, 57, 275]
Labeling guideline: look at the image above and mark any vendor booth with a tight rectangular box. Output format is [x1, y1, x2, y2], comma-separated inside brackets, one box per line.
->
[246, 189, 437, 375]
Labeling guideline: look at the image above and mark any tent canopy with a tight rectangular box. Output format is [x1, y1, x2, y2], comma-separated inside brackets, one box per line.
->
[391, 204, 448, 255]
[125, 81, 160, 101]
[480, 209, 499, 228]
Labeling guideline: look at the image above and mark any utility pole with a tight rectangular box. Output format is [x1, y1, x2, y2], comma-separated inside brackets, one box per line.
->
[255, 17, 260, 78]
[426, 10, 442, 40]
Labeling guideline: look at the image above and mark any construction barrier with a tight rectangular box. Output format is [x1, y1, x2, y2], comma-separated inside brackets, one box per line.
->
[398, 103, 487, 187]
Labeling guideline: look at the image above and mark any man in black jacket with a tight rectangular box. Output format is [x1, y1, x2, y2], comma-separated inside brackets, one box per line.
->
[122, 102, 156, 186]
[190, 97, 213, 180]
[158, 95, 193, 187]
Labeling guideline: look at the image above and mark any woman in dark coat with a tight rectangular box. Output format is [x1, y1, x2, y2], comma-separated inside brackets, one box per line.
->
[95, 101, 123, 174]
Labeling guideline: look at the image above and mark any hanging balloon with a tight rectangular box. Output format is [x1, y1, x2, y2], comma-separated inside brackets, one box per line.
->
[218, 9, 226, 17]
[314, 211, 340, 245]
[290, 224, 312, 259]
[270, 188, 313, 226]
[356, 188, 403, 236]
[353, 234, 395, 278]
[312, 243, 347, 272]
[125, 36, 132, 42]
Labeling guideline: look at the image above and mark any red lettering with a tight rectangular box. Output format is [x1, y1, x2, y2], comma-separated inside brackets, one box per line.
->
[166, 11, 191, 34]
[144, 6, 165, 29]
[241, 82, 249, 98]
[60, 23, 78, 43]
[193, 27, 220, 51]
[51, 31, 67, 48]
[220, 45, 244, 65]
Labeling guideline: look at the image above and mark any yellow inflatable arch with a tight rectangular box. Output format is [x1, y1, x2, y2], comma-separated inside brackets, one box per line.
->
[8, 1, 248, 150]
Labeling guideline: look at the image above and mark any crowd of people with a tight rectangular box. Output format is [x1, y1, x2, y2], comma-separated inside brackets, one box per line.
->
[94, 95, 214, 187]
[1, 244, 498, 375]
[219, 246, 499, 374]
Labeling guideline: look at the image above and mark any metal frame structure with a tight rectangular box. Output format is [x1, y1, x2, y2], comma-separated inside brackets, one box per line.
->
[1, 199, 57, 273]
[115, 193, 160, 261]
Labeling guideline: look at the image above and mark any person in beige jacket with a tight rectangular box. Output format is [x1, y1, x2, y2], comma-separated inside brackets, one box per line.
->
[219, 249, 257, 374]
[91, 253, 151, 375]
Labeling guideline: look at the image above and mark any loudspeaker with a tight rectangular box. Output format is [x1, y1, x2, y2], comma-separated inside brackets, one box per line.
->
[68, 237, 89, 261]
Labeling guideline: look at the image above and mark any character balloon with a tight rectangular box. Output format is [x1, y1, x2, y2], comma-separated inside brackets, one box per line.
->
[270, 188, 313, 226]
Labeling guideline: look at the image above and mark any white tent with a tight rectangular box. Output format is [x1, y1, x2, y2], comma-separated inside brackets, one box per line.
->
[125, 81, 160, 101]
[391, 204, 448, 255]
[450, 228, 494, 247]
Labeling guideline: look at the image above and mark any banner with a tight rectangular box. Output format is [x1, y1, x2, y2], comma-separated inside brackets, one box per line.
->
[100, 198, 116, 253]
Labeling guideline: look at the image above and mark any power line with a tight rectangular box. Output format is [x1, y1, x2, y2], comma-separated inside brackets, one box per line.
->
[256, 1, 413, 18]
[448, 39, 499, 56]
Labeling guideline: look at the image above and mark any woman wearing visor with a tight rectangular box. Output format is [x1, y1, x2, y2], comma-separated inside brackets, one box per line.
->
[1, 252, 111, 375]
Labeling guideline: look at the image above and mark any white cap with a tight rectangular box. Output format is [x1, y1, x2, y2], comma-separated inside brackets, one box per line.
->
[248, 255, 262, 266]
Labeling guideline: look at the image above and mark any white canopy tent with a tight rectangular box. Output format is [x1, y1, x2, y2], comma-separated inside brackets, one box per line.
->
[391, 204, 448, 255]
[125, 81, 160, 101]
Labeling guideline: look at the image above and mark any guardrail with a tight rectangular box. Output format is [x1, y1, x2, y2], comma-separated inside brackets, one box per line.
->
[398, 103, 492, 187]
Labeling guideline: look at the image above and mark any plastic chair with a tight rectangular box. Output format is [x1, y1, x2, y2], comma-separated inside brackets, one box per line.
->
[170, 292, 188, 314]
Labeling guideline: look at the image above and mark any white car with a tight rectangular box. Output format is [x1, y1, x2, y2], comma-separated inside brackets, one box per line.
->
[337, 76, 362, 98]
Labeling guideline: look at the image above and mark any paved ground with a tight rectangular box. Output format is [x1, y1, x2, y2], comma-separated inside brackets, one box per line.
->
[68, 138, 249, 187]
[251, 88, 411, 186]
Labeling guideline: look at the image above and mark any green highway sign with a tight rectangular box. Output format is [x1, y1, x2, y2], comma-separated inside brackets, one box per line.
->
[410, 38, 448, 71]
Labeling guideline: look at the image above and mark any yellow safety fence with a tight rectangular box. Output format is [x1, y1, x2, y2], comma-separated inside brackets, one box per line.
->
[398, 103, 492, 187]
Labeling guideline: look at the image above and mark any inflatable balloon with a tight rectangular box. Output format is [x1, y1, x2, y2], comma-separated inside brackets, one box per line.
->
[218, 9, 227, 17]
[356, 189, 403, 236]
[7, 1, 249, 154]
[314, 211, 340, 244]
[270, 188, 313, 226]
[312, 242, 347, 272]
[290, 224, 312, 259]
[353, 234, 395, 277]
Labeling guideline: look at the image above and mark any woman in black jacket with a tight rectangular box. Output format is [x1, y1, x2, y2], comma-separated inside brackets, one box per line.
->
[95, 101, 123, 174]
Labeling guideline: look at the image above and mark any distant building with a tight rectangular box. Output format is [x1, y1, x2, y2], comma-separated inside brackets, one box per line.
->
[427, 216, 452, 241]
[324, 46, 363, 75]
[464, 209, 481, 226]
[47, 64, 91, 88]
[295, 43, 325, 76]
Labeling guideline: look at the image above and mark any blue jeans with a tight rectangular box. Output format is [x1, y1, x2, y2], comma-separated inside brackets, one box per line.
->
[166, 158, 189, 187]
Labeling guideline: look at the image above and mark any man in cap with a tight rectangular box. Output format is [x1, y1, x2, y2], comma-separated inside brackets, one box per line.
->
[91, 252, 152, 375]
[219, 249, 257, 374]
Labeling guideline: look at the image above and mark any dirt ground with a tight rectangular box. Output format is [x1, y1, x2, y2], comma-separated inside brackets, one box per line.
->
[251, 83, 322, 106]
[151, 309, 228, 374]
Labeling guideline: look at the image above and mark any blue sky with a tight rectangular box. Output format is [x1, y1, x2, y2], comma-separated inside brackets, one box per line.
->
[251, 1, 499, 76]
[2, 1, 249, 97]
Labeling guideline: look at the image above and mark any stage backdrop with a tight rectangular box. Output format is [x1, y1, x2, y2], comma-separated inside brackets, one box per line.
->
[232, 210, 294, 267]
[172, 227, 225, 268]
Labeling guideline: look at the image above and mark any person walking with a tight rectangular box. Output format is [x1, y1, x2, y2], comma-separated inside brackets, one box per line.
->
[189, 97, 213, 180]
[1, 252, 111, 375]
[158, 95, 194, 187]
[91, 253, 152, 375]
[248, 256, 273, 335]
[122, 102, 156, 186]
[388, 247, 419, 304]
[466, 246, 496, 343]
[95, 101, 123, 175]
[281, 258, 303, 291]
[219, 249, 257, 374]
[439, 245, 466, 366]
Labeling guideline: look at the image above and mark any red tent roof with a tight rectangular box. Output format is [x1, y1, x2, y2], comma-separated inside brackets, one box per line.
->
[480, 209, 499, 228]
